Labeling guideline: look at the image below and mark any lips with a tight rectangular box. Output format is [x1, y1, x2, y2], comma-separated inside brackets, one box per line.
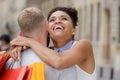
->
[53, 26, 64, 30]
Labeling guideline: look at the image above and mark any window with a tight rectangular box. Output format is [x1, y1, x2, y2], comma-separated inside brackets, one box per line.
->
[118, 7, 120, 42]
[78, 8, 82, 39]
[90, 4, 93, 40]
[96, 2, 101, 41]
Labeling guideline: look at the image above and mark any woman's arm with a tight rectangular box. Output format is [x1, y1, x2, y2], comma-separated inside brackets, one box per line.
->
[11, 36, 94, 70]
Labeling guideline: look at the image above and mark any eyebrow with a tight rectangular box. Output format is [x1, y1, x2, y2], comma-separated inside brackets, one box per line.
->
[49, 15, 69, 19]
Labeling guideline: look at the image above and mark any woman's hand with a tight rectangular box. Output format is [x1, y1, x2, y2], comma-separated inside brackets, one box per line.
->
[10, 36, 31, 47]
[0, 47, 22, 61]
[0, 51, 7, 54]
[10, 36, 33, 60]
[9, 47, 22, 61]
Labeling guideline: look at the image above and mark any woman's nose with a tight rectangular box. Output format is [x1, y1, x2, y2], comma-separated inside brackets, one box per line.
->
[55, 19, 61, 24]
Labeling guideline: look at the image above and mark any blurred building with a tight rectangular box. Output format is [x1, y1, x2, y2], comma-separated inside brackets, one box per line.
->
[0, 0, 26, 38]
[0, 0, 120, 72]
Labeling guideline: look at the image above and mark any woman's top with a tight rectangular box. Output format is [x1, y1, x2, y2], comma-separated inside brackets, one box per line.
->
[45, 40, 77, 80]
[45, 40, 96, 80]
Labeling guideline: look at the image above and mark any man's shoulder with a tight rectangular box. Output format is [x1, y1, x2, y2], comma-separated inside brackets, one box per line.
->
[21, 48, 38, 57]
[22, 48, 34, 53]
[21, 48, 43, 66]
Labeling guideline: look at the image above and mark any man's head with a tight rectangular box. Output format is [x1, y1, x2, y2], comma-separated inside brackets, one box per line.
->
[18, 7, 46, 37]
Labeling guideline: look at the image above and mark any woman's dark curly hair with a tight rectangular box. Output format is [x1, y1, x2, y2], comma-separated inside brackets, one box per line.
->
[47, 7, 78, 28]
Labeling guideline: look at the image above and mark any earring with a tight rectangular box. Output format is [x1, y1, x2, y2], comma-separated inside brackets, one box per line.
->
[72, 32, 75, 35]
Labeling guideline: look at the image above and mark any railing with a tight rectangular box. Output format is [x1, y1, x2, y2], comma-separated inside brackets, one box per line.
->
[97, 66, 120, 80]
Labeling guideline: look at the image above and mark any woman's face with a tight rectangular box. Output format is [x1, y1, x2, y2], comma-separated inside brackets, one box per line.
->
[48, 11, 76, 41]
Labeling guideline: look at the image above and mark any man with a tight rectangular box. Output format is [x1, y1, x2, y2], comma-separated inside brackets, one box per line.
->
[11, 7, 48, 66]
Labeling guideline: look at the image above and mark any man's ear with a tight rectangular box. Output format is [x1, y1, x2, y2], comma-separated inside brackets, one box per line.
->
[18, 31, 23, 36]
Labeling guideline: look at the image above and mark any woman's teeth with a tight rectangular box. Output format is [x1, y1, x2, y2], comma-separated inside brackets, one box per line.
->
[54, 26, 63, 30]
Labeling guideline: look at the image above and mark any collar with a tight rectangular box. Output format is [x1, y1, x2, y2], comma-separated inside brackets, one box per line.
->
[54, 40, 74, 52]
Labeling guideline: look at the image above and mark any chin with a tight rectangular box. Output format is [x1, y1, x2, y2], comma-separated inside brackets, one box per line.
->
[51, 35, 63, 40]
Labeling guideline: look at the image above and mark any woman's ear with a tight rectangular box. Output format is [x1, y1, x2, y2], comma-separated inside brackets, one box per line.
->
[72, 29, 76, 35]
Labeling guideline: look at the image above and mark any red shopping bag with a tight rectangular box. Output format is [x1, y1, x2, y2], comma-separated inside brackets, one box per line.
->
[0, 66, 32, 80]
[0, 53, 10, 72]
[0, 52, 32, 80]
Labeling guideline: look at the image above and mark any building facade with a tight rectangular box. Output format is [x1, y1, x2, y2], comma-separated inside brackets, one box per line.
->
[0, 0, 120, 72]
[0, 0, 26, 38]
[36, 0, 120, 71]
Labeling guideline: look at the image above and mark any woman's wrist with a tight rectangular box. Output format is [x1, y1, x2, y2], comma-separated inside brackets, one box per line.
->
[28, 39, 32, 47]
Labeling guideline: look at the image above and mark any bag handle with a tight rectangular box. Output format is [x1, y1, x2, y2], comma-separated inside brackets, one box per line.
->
[5, 58, 21, 69]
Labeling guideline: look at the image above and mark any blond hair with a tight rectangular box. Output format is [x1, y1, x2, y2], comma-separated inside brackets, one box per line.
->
[18, 7, 45, 35]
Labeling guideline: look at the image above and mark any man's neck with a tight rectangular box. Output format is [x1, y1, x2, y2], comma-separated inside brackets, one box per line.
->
[35, 35, 47, 46]
[24, 34, 47, 47]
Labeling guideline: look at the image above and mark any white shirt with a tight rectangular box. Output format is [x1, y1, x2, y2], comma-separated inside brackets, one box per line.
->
[73, 41, 97, 80]
[13, 48, 42, 68]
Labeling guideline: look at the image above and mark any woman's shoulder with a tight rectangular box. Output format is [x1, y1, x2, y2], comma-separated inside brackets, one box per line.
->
[76, 39, 92, 47]
[78, 39, 91, 43]
[72, 39, 93, 55]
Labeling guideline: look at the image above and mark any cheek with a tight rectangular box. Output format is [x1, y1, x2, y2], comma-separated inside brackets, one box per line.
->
[47, 28, 51, 33]
[48, 23, 52, 29]
[47, 26, 52, 34]
[66, 26, 74, 34]
[66, 23, 74, 31]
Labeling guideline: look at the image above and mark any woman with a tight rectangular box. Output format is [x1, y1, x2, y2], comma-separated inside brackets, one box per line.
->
[11, 7, 96, 80]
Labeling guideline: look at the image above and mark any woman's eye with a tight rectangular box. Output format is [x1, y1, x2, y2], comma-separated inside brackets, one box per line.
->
[62, 18, 67, 20]
[49, 19, 55, 22]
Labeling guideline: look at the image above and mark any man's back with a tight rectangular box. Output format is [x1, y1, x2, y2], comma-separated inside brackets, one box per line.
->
[13, 48, 42, 68]
[21, 48, 42, 66]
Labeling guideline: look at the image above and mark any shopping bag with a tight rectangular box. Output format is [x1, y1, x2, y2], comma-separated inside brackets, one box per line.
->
[0, 66, 32, 80]
[29, 62, 45, 80]
[0, 53, 10, 73]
